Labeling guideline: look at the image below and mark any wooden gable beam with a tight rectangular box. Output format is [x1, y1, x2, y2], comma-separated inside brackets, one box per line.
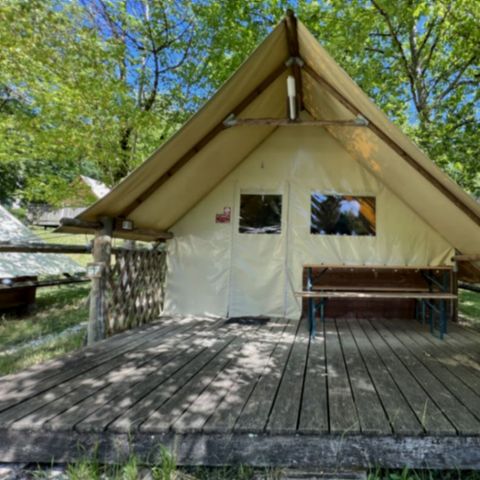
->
[284, 10, 303, 111]
[59, 217, 173, 241]
[120, 63, 288, 218]
[303, 63, 480, 228]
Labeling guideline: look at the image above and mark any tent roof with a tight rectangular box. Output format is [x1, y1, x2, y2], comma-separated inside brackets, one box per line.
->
[63, 12, 480, 275]
[0, 206, 83, 278]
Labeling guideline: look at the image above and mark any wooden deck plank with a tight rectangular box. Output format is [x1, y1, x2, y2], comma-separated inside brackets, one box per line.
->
[0, 318, 168, 390]
[9, 319, 221, 431]
[202, 318, 291, 433]
[347, 319, 422, 435]
[370, 319, 480, 435]
[266, 321, 310, 434]
[174, 320, 285, 433]
[83, 320, 242, 433]
[0, 321, 172, 412]
[335, 319, 391, 434]
[233, 318, 300, 433]
[0, 313, 479, 451]
[139, 323, 264, 433]
[298, 320, 329, 434]
[357, 318, 455, 435]
[440, 326, 480, 366]
[393, 319, 480, 395]
[324, 318, 360, 434]
[377, 319, 480, 423]
[0, 319, 193, 422]
[448, 323, 480, 343]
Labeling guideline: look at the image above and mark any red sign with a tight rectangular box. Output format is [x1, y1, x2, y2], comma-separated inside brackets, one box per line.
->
[216, 207, 231, 224]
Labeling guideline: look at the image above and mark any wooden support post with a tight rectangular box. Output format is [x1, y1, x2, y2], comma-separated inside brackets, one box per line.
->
[88, 217, 113, 345]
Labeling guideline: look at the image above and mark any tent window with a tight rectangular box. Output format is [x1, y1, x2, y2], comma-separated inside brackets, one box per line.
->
[311, 194, 376, 236]
[239, 194, 282, 234]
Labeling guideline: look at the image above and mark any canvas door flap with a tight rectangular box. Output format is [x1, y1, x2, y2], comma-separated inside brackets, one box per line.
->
[229, 185, 288, 318]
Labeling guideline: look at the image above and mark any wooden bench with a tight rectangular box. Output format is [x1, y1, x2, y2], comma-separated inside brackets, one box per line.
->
[297, 265, 457, 340]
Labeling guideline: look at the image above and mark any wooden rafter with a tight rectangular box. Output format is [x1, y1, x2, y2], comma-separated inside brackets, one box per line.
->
[303, 63, 480, 228]
[224, 117, 368, 127]
[120, 63, 288, 217]
[284, 10, 303, 111]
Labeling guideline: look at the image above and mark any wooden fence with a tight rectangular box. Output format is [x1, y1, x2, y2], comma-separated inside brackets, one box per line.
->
[105, 248, 167, 335]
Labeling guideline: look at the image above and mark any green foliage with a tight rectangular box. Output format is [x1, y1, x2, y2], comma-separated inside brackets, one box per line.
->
[0, 0, 478, 206]
[151, 446, 177, 480]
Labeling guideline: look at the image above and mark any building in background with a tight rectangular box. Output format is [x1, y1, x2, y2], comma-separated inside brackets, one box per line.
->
[29, 175, 110, 228]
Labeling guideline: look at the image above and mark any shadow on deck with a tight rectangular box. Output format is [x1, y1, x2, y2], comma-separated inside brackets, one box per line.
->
[0, 315, 480, 469]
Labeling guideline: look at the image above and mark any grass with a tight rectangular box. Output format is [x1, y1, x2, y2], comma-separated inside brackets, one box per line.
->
[459, 289, 480, 330]
[0, 283, 89, 376]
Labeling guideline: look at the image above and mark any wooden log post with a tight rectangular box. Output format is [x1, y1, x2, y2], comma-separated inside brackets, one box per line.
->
[88, 217, 113, 345]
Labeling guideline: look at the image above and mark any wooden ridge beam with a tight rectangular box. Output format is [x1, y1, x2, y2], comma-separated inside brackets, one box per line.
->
[224, 117, 368, 127]
[120, 63, 288, 217]
[284, 10, 303, 111]
[303, 63, 480, 228]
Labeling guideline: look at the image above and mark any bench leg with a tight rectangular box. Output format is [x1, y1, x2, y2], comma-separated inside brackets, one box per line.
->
[421, 300, 426, 325]
[440, 299, 446, 340]
[320, 298, 325, 325]
[308, 297, 316, 339]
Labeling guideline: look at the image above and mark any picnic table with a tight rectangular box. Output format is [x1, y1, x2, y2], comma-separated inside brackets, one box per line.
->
[296, 265, 457, 339]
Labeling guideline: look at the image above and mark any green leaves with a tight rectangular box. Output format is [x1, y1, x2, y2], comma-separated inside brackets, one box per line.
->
[0, 0, 478, 206]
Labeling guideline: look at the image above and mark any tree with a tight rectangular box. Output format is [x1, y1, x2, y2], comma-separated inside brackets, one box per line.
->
[300, 0, 479, 196]
[0, 0, 478, 206]
[0, 0, 193, 203]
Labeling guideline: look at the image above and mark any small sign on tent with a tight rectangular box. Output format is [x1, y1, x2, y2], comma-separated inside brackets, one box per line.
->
[216, 207, 231, 224]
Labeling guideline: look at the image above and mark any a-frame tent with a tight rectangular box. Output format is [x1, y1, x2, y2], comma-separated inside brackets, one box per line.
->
[60, 11, 480, 318]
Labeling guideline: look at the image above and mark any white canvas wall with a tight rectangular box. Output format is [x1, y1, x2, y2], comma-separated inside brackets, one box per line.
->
[163, 126, 454, 319]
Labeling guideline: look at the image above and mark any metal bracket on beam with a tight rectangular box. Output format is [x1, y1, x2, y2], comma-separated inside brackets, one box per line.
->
[285, 56, 304, 68]
[223, 113, 237, 127]
[354, 115, 369, 126]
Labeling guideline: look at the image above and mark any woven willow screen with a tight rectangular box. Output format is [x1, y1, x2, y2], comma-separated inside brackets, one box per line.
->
[106, 248, 167, 334]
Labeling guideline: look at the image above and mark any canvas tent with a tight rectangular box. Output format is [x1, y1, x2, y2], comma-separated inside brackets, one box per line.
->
[59, 13, 480, 320]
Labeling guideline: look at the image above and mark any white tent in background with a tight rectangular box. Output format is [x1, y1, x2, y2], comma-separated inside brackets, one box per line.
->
[0, 205, 83, 279]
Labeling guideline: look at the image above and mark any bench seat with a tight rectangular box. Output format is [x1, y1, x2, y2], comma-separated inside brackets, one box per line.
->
[296, 291, 457, 300]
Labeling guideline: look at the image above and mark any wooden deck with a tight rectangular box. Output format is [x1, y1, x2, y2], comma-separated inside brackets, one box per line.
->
[1, 315, 480, 469]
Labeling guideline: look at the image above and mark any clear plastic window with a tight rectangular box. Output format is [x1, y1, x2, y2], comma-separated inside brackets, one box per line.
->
[239, 194, 282, 234]
[311, 194, 376, 236]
